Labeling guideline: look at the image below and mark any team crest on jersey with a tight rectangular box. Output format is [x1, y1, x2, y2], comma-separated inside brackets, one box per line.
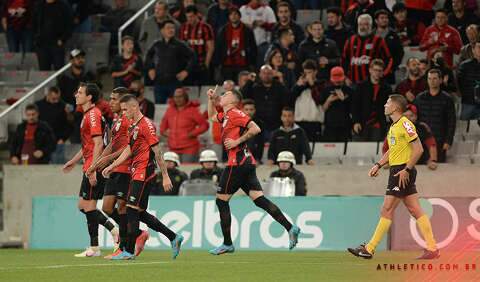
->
[132, 126, 139, 140]
[114, 120, 122, 132]
[402, 121, 415, 136]
[390, 136, 396, 145]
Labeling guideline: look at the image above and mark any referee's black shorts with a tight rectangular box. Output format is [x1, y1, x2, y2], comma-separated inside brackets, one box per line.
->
[217, 164, 262, 195]
[386, 164, 418, 198]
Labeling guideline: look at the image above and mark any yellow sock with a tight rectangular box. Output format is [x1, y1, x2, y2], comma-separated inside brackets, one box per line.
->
[366, 217, 392, 254]
[417, 214, 437, 251]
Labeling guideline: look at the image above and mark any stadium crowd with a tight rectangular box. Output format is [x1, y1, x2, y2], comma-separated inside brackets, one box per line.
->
[4, 0, 480, 195]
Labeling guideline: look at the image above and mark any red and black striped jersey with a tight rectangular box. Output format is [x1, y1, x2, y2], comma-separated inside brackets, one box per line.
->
[342, 34, 393, 83]
[179, 21, 214, 65]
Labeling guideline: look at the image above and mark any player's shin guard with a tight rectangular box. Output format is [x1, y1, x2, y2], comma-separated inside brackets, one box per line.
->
[417, 215, 437, 251]
[119, 213, 127, 251]
[254, 196, 292, 231]
[85, 210, 99, 246]
[126, 207, 141, 254]
[97, 209, 115, 231]
[366, 217, 392, 254]
[139, 211, 176, 241]
[216, 198, 233, 246]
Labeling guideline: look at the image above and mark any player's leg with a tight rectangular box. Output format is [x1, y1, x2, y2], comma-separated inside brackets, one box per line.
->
[76, 197, 101, 257]
[116, 173, 131, 253]
[403, 193, 439, 259]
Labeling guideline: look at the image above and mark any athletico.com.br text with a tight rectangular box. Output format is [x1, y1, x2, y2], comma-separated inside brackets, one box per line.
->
[376, 264, 477, 272]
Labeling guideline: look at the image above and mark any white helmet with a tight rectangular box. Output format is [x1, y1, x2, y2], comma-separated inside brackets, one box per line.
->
[199, 149, 218, 163]
[276, 151, 296, 166]
[164, 151, 180, 166]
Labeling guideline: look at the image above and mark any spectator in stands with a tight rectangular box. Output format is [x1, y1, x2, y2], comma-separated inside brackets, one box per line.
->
[170, 0, 197, 24]
[459, 24, 479, 63]
[267, 107, 313, 165]
[180, 5, 215, 85]
[325, 7, 353, 55]
[100, 0, 135, 53]
[140, 0, 180, 52]
[352, 59, 392, 141]
[395, 57, 428, 103]
[242, 99, 265, 162]
[298, 21, 340, 81]
[265, 28, 297, 69]
[420, 9, 462, 69]
[270, 151, 307, 196]
[242, 64, 290, 140]
[129, 80, 155, 119]
[111, 35, 143, 89]
[271, 2, 304, 46]
[35, 86, 70, 163]
[414, 68, 456, 163]
[457, 41, 480, 122]
[448, 0, 479, 44]
[430, 50, 457, 95]
[153, 152, 188, 196]
[207, 0, 234, 34]
[392, 2, 426, 46]
[1, 0, 34, 52]
[214, 7, 257, 83]
[160, 88, 209, 163]
[404, 0, 436, 26]
[319, 66, 353, 142]
[292, 0, 319, 9]
[344, 0, 376, 32]
[343, 14, 393, 84]
[69, 0, 94, 33]
[240, 0, 277, 67]
[145, 20, 195, 104]
[374, 9, 404, 84]
[266, 48, 296, 90]
[10, 104, 56, 165]
[190, 149, 223, 184]
[33, 0, 73, 70]
[419, 58, 429, 78]
[237, 70, 252, 88]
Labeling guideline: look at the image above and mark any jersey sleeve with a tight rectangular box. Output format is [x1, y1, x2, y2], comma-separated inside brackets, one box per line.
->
[401, 118, 418, 142]
[143, 120, 159, 147]
[231, 110, 251, 128]
[216, 112, 225, 123]
[89, 109, 103, 137]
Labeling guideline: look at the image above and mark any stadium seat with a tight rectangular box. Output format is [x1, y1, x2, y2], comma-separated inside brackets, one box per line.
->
[178, 179, 217, 196]
[342, 142, 378, 165]
[27, 71, 56, 86]
[22, 53, 39, 71]
[448, 141, 476, 156]
[185, 85, 200, 100]
[3, 86, 31, 100]
[199, 85, 215, 105]
[80, 33, 111, 70]
[153, 104, 168, 125]
[0, 33, 8, 53]
[0, 70, 29, 86]
[143, 86, 155, 102]
[400, 47, 426, 66]
[0, 53, 23, 70]
[312, 142, 345, 165]
[297, 10, 321, 29]
[263, 177, 295, 197]
[0, 105, 8, 143]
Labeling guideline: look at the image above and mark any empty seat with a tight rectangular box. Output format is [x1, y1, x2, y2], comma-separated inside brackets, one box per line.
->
[342, 142, 378, 165]
[22, 53, 39, 70]
[153, 104, 168, 125]
[3, 87, 31, 100]
[144, 86, 155, 102]
[185, 85, 200, 100]
[0, 33, 8, 53]
[448, 141, 476, 156]
[263, 178, 295, 197]
[0, 53, 23, 70]
[27, 71, 56, 85]
[401, 47, 427, 65]
[297, 10, 321, 28]
[81, 33, 111, 69]
[312, 142, 345, 165]
[199, 85, 215, 104]
[179, 179, 217, 196]
[0, 70, 29, 86]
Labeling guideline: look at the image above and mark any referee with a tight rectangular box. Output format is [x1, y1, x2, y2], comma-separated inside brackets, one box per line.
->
[348, 94, 439, 260]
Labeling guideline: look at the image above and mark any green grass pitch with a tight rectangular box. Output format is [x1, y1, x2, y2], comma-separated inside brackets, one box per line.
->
[1, 249, 479, 281]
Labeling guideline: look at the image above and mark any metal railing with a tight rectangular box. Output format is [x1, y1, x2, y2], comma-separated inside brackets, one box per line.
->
[118, 0, 158, 55]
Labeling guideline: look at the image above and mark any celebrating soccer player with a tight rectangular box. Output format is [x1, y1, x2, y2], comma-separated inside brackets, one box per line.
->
[102, 94, 183, 260]
[206, 87, 301, 255]
[348, 95, 439, 260]
[63, 83, 119, 257]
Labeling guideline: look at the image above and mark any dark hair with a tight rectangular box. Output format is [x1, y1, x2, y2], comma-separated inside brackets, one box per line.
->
[242, 98, 255, 107]
[277, 2, 290, 11]
[48, 86, 60, 94]
[419, 58, 429, 64]
[121, 35, 135, 43]
[392, 2, 406, 14]
[25, 103, 39, 112]
[370, 58, 385, 69]
[435, 8, 449, 15]
[389, 94, 408, 113]
[79, 82, 100, 103]
[326, 6, 342, 17]
[310, 20, 323, 27]
[120, 94, 138, 103]
[267, 49, 283, 66]
[428, 68, 443, 77]
[185, 5, 198, 14]
[302, 59, 317, 71]
[230, 89, 243, 102]
[279, 28, 293, 38]
[374, 9, 389, 19]
[282, 106, 294, 113]
[112, 87, 130, 97]
[155, 0, 167, 7]
[160, 19, 175, 29]
[406, 57, 419, 65]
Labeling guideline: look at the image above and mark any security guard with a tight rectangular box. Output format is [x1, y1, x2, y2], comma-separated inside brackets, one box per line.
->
[269, 151, 307, 196]
[190, 150, 224, 184]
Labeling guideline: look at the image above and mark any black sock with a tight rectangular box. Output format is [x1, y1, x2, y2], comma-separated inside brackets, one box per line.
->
[108, 209, 120, 224]
[85, 210, 99, 246]
[79, 209, 86, 215]
[254, 196, 292, 231]
[216, 198, 232, 246]
[139, 211, 176, 241]
[97, 210, 115, 231]
[126, 207, 141, 254]
[119, 212, 127, 251]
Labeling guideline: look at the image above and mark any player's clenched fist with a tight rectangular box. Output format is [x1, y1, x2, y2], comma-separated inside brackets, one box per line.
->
[207, 88, 216, 100]
[163, 176, 173, 192]
[369, 164, 380, 177]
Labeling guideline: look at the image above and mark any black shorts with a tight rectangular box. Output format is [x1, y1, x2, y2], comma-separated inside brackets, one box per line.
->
[79, 172, 105, 200]
[104, 172, 131, 200]
[386, 164, 418, 198]
[217, 164, 262, 195]
[127, 177, 155, 210]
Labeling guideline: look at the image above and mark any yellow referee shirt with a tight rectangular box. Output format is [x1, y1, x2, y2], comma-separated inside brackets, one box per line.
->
[387, 116, 418, 166]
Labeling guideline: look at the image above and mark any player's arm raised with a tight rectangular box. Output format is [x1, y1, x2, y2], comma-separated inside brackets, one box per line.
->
[224, 121, 261, 150]
[102, 145, 132, 177]
[151, 144, 173, 192]
[207, 87, 219, 122]
[63, 149, 83, 173]
[395, 138, 423, 188]
[369, 150, 389, 177]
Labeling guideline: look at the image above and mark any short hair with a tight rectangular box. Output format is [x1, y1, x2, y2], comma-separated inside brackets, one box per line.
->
[310, 20, 323, 27]
[48, 86, 60, 94]
[428, 68, 443, 77]
[25, 103, 39, 112]
[358, 14, 373, 26]
[326, 6, 342, 17]
[160, 19, 175, 29]
[130, 79, 144, 88]
[121, 35, 134, 43]
[185, 5, 198, 14]
[282, 106, 294, 113]
[370, 58, 384, 69]
[406, 57, 419, 65]
[112, 87, 130, 96]
[242, 98, 255, 107]
[389, 94, 408, 113]
[302, 59, 317, 71]
[435, 8, 449, 15]
[79, 82, 100, 103]
[374, 9, 389, 19]
[279, 28, 293, 38]
[276, 2, 290, 11]
[155, 0, 166, 7]
[120, 94, 138, 104]
[230, 89, 243, 102]
[419, 58, 429, 65]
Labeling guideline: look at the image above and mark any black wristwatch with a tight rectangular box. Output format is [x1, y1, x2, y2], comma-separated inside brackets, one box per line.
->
[374, 162, 383, 168]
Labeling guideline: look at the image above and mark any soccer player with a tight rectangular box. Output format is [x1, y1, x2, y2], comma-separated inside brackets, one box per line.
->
[63, 83, 118, 257]
[348, 95, 439, 260]
[102, 94, 183, 260]
[206, 87, 301, 255]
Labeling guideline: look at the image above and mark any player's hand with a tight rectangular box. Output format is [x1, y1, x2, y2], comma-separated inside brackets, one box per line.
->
[86, 165, 96, 176]
[162, 175, 173, 192]
[394, 169, 410, 189]
[224, 138, 239, 150]
[11, 156, 19, 165]
[176, 70, 188, 81]
[102, 165, 113, 178]
[353, 123, 362, 134]
[207, 88, 216, 100]
[63, 161, 75, 173]
[368, 164, 380, 177]
[443, 143, 450, 151]
[33, 150, 44, 159]
[148, 69, 156, 80]
[88, 171, 97, 186]
[95, 156, 112, 171]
